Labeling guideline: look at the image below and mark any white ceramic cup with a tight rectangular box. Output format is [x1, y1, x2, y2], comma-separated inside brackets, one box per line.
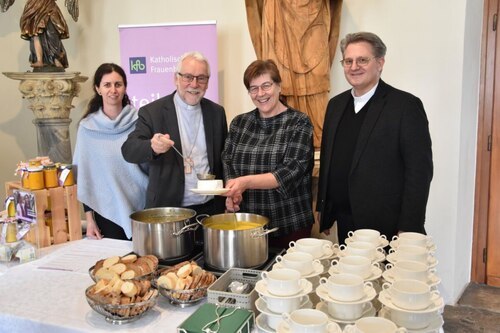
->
[389, 245, 432, 263]
[283, 308, 337, 333]
[275, 252, 321, 276]
[319, 273, 372, 302]
[261, 268, 304, 296]
[392, 232, 431, 248]
[385, 260, 436, 282]
[382, 279, 440, 310]
[330, 255, 379, 279]
[265, 311, 283, 330]
[261, 294, 309, 313]
[388, 307, 438, 330]
[339, 241, 385, 261]
[344, 316, 407, 333]
[347, 229, 386, 245]
[197, 179, 223, 190]
[326, 300, 373, 321]
[289, 238, 332, 259]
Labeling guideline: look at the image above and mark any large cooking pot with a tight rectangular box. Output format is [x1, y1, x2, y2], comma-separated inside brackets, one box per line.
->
[131, 207, 198, 260]
[197, 213, 278, 270]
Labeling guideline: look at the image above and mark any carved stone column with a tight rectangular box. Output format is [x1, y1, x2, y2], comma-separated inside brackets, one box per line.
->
[3, 72, 88, 163]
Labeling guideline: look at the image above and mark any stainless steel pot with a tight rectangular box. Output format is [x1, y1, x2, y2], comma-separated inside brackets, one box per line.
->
[197, 213, 279, 270]
[131, 207, 198, 260]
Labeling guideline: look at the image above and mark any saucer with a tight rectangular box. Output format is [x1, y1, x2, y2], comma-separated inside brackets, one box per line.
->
[316, 301, 376, 324]
[382, 268, 441, 287]
[337, 249, 386, 263]
[328, 265, 383, 281]
[256, 279, 313, 299]
[315, 284, 376, 304]
[386, 253, 438, 268]
[287, 246, 336, 260]
[379, 306, 444, 333]
[276, 319, 342, 333]
[378, 289, 445, 313]
[273, 261, 325, 278]
[256, 296, 313, 315]
[255, 313, 274, 333]
[345, 236, 389, 248]
[190, 188, 229, 195]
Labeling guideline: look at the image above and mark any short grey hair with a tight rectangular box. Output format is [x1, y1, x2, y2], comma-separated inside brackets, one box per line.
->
[340, 32, 387, 58]
[176, 51, 211, 77]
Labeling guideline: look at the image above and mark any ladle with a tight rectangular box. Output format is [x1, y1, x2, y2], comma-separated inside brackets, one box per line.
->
[170, 144, 215, 180]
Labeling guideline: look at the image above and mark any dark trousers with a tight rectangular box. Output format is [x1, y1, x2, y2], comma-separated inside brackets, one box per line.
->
[94, 212, 129, 240]
[335, 212, 356, 245]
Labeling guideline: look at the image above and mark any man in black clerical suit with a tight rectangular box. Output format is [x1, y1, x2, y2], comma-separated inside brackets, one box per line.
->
[317, 32, 433, 244]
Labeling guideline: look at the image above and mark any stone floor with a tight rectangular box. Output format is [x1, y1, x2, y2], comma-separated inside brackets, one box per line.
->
[443, 282, 500, 333]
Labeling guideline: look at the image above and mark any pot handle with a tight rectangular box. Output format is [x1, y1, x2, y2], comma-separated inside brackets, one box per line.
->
[195, 214, 210, 225]
[172, 221, 199, 236]
[251, 227, 279, 238]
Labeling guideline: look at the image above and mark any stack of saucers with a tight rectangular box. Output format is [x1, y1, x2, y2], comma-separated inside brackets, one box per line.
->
[254, 268, 313, 332]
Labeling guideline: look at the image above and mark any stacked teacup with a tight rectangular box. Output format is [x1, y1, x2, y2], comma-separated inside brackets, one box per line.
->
[379, 232, 444, 332]
[278, 308, 342, 332]
[254, 268, 314, 332]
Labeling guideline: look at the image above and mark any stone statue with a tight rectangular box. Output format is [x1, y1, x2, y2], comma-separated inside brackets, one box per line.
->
[245, 0, 343, 148]
[0, 0, 79, 72]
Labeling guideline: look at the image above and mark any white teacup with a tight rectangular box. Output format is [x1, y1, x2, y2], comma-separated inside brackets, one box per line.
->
[283, 308, 337, 333]
[197, 179, 223, 190]
[389, 245, 432, 263]
[276, 252, 321, 276]
[261, 294, 309, 313]
[319, 273, 372, 302]
[388, 307, 438, 330]
[326, 300, 373, 321]
[265, 311, 283, 330]
[261, 268, 304, 296]
[340, 241, 384, 261]
[331, 255, 379, 279]
[382, 279, 440, 311]
[348, 229, 386, 245]
[385, 260, 436, 282]
[392, 232, 431, 248]
[289, 238, 332, 259]
[344, 316, 407, 333]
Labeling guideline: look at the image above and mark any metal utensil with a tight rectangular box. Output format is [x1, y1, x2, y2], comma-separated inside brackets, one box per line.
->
[170, 145, 215, 180]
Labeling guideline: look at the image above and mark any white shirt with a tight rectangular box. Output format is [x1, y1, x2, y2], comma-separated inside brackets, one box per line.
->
[352, 83, 378, 113]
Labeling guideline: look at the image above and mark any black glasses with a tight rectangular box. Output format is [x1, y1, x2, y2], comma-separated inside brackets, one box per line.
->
[340, 57, 377, 68]
[177, 72, 209, 84]
[248, 81, 274, 95]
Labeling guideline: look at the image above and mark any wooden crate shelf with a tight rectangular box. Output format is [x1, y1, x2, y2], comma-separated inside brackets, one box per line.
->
[5, 181, 82, 247]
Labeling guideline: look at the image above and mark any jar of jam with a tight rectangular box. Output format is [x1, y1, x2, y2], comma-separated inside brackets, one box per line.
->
[43, 164, 58, 188]
[28, 166, 45, 190]
[21, 167, 30, 189]
[58, 164, 75, 186]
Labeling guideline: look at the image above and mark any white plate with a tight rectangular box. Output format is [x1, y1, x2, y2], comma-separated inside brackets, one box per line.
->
[389, 239, 436, 252]
[338, 249, 386, 263]
[379, 307, 444, 333]
[386, 253, 438, 268]
[328, 265, 382, 282]
[315, 284, 376, 304]
[378, 290, 444, 313]
[287, 246, 337, 260]
[256, 279, 313, 299]
[276, 319, 342, 333]
[190, 188, 229, 195]
[255, 296, 313, 316]
[345, 236, 389, 248]
[315, 301, 376, 324]
[382, 268, 441, 287]
[272, 261, 325, 278]
[255, 313, 274, 333]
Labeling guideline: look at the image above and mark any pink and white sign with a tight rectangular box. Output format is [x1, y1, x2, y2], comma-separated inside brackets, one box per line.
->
[119, 21, 218, 108]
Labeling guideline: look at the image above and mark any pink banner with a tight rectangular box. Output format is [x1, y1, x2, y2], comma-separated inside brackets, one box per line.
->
[119, 21, 218, 108]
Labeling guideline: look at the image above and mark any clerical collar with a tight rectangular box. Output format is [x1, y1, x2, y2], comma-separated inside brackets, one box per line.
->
[351, 83, 378, 113]
[174, 92, 201, 111]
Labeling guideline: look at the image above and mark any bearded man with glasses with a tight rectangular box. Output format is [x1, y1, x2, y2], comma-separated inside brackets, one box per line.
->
[317, 32, 433, 244]
[122, 51, 228, 242]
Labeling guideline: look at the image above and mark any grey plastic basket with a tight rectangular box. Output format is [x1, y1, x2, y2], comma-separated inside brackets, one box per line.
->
[207, 268, 262, 312]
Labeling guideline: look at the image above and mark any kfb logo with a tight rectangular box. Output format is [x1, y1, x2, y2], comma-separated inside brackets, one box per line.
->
[130, 57, 146, 74]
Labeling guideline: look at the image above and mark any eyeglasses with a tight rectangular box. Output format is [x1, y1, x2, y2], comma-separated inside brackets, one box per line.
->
[177, 72, 209, 84]
[248, 81, 274, 95]
[340, 57, 377, 68]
